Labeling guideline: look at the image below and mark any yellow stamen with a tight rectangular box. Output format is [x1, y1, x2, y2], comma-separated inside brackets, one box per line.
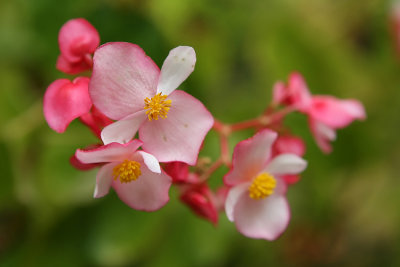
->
[112, 160, 141, 183]
[144, 93, 172, 121]
[248, 173, 276, 200]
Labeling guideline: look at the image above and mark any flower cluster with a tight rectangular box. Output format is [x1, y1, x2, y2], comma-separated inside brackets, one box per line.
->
[43, 18, 366, 240]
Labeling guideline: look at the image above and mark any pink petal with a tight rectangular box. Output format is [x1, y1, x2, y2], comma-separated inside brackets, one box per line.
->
[90, 42, 160, 120]
[58, 18, 100, 63]
[287, 72, 312, 111]
[272, 81, 287, 105]
[56, 54, 91, 75]
[139, 90, 214, 165]
[225, 183, 249, 222]
[233, 192, 291, 240]
[94, 163, 117, 198]
[112, 159, 172, 211]
[273, 135, 306, 157]
[43, 77, 92, 133]
[157, 46, 196, 96]
[309, 96, 366, 128]
[101, 110, 147, 145]
[265, 154, 307, 175]
[75, 140, 143, 164]
[224, 129, 277, 186]
[309, 119, 336, 154]
[136, 151, 161, 173]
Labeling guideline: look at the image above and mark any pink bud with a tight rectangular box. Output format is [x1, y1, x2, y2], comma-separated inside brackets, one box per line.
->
[180, 184, 219, 225]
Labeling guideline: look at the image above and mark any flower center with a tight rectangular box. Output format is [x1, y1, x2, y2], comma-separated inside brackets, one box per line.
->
[248, 172, 276, 200]
[113, 160, 141, 183]
[144, 93, 172, 121]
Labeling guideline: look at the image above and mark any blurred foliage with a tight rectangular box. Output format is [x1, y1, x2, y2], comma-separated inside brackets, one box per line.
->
[1, 0, 400, 266]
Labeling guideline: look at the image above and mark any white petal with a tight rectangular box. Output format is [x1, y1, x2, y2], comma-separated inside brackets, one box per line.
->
[136, 151, 161, 173]
[94, 163, 117, 198]
[101, 110, 146, 145]
[265, 154, 307, 175]
[225, 183, 250, 222]
[156, 46, 196, 96]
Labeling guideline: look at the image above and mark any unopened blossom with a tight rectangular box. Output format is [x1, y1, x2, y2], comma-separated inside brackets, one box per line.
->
[224, 130, 307, 240]
[43, 77, 92, 133]
[56, 18, 100, 74]
[180, 183, 219, 225]
[90, 43, 214, 165]
[75, 140, 172, 211]
[273, 72, 366, 153]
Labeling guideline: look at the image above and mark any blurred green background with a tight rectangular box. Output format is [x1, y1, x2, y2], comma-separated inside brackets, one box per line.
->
[0, 0, 399, 266]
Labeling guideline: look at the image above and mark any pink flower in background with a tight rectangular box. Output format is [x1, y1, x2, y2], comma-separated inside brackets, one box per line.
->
[307, 96, 366, 153]
[224, 130, 307, 240]
[272, 135, 306, 185]
[274, 72, 366, 153]
[43, 77, 92, 133]
[75, 140, 172, 211]
[56, 18, 100, 74]
[90, 43, 214, 165]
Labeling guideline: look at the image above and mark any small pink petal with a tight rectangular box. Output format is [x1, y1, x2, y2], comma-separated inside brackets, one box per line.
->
[233, 193, 291, 241]
[90, 42, 160, 120]
[273, 135, 306, 157]
[309, 96, 365, 128]
[94, 163, 117, 198]
[75, 140, 143, 164]
[56, 54, 91, 75]
[224, 129, 277, 186]
[139, 90, 214, 165]
[265, 154, 307, 175]
[287, 72, 312, 111]
[112, 161, 172, 211]
[70, 153, 101, 171]
[157, 46, 196, 96]
[309, 119, 335, 154]
[43, 77, 92, 133]
[272, 81, 287, 105]
[101, 110, 147, 145]
[225, 183, 249, 222]
[136, 151, 161, 173]
[58, 18, 100, 63]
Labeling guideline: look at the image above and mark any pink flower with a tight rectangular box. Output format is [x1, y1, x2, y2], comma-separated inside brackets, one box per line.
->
[75, 140, 172, 211]
[43, 77, 92, 133]
[89, 43, 214, 165]
[56, 18, 100, 74]
[274, 72, 366, 153]
[272, 135, 306, 185]
[307, 96, 366, 153]
[224, 130, 307, 240]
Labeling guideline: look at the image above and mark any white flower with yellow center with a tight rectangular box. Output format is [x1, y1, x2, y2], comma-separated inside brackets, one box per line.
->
[224, 130, 307, 241]
[89, 43, 214, 165]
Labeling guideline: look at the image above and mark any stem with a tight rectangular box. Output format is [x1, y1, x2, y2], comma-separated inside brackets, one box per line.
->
[199, 158, 223, 182]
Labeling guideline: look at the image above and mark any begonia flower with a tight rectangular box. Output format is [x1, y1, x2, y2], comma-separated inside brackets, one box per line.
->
[56, 18, 100, 74]
[224, 130, 307, 240]
[43, 77, 92, 133]
[274, 72, 366, 153]
[75, 140, 172, 211]
[272, 135, 306, 185]
[89, 43, 214, 165]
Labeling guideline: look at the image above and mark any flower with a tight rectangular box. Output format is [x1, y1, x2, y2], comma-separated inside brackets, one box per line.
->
[89, 43, 214, 165]
[75, 140, 172, 211]
[43, 77, 92, 133]
[224, 130, 307, 240]
[56, 18, 100, 74]
[273, 72, 366, 153]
